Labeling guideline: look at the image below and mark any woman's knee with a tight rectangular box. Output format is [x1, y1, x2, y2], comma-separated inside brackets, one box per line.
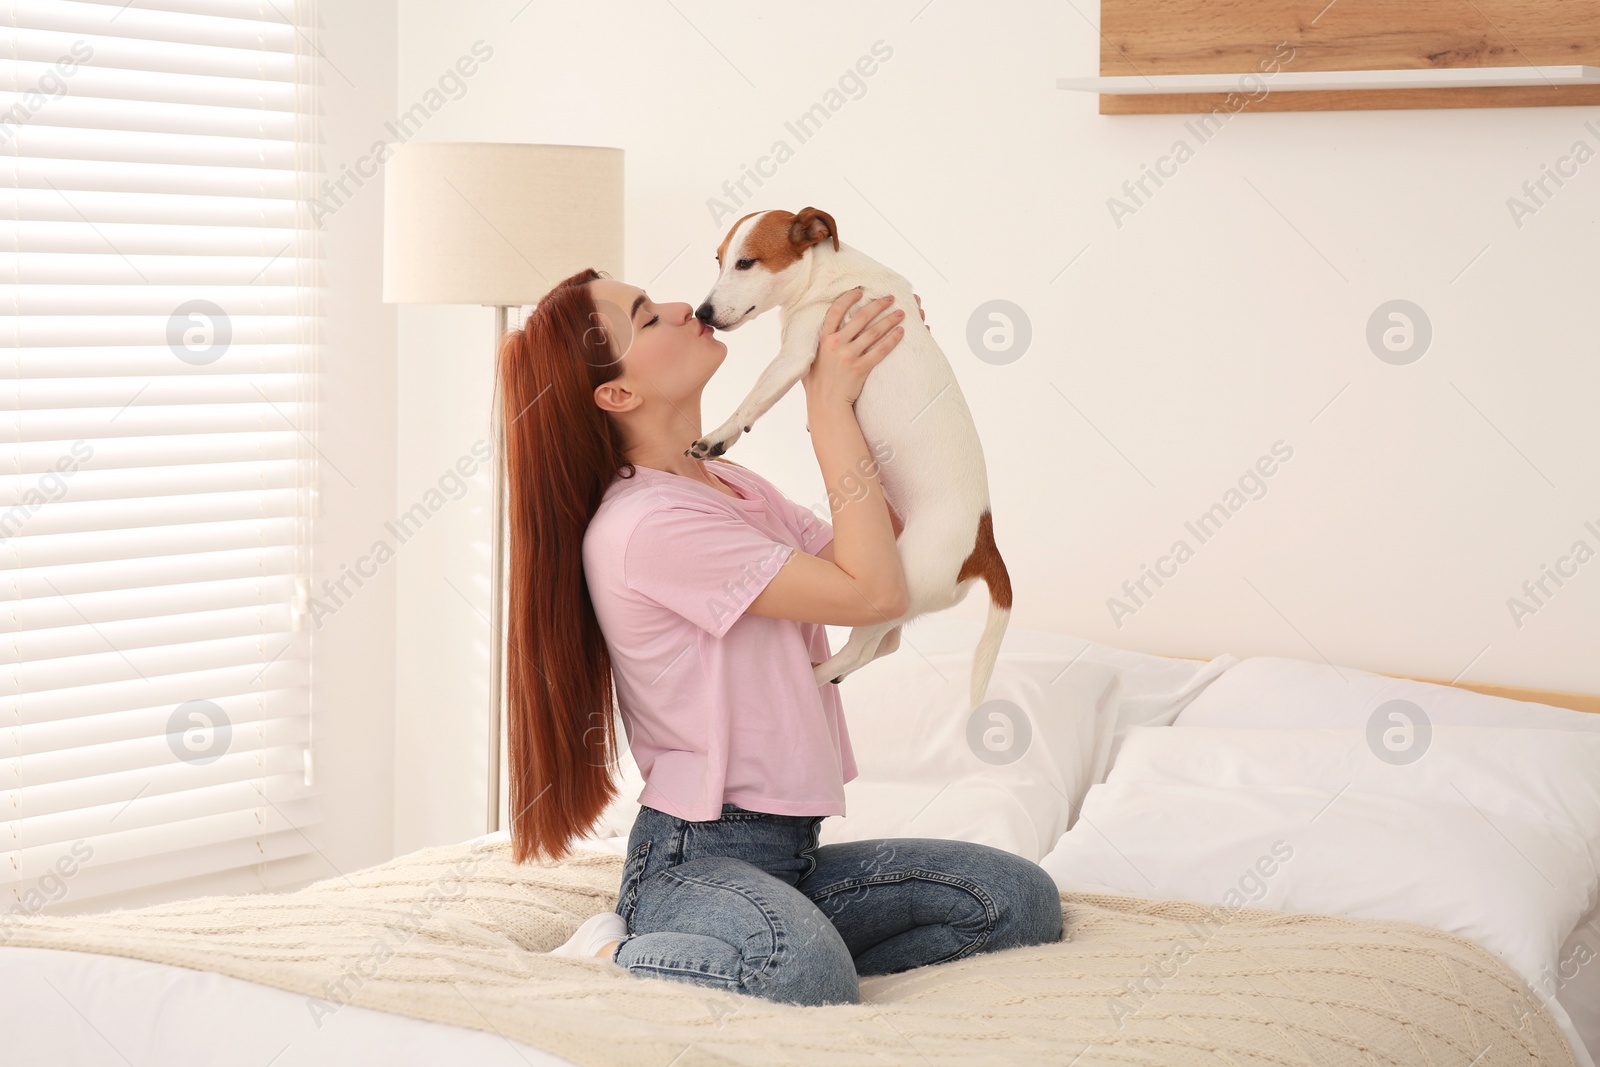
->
[638, 856, 860, 1006]
[910, 841, 1062, 951]
[987, 852, 1064, 949]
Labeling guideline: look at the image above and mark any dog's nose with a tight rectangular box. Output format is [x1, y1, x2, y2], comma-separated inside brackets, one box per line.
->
[694, 303, 715, 325]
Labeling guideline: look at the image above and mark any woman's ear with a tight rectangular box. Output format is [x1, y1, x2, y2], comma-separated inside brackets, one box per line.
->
[593, 378, 640, 415]
[788, 207, 839, 251]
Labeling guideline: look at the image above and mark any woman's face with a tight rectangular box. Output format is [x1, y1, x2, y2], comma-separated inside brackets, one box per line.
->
[588, 278, 728, 414]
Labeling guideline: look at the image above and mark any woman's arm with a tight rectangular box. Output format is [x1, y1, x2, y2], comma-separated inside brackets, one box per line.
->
[803, 293, 923, 569]
[745, 289, 909, 627]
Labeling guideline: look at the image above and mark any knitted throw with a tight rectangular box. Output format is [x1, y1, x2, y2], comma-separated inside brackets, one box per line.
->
[2, 839, 1575, 1066]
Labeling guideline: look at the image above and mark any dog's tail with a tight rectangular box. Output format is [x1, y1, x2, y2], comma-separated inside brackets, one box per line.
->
[970, 595, 1011, 711]
[958, 511, 1012, 710]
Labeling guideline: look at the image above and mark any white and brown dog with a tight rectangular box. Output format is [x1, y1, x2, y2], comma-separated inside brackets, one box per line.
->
[689, 206, 1010, 710]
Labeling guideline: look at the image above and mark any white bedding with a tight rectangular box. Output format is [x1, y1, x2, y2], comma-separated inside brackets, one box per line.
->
[1040, 726, 1600, 1067]
[6, 637, 1592, 1066]
[0, 827, 569, 1067]
[3, 831, 1584, 1067]
[1172, 655, 1600, 1065]
[0, 943, 572, 1067]
[9, 789, 1592, 1067]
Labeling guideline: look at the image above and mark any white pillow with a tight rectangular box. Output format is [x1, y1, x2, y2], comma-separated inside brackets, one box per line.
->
[1039, 725, 1600, 990]
[828, 617, 1237, 858]
[823, 654, 1118, 861]
[595, 620, 1236, 861]
[1174, 655, 1600, 734]
[1172, 654, 1600, 1058]
[832, 619, 1238, 758]
[586, 648, 1117, 862]
[822, 781, 1043, 858]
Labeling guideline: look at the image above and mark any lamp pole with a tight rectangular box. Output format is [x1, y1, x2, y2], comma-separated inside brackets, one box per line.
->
[488, 303, 511, 833]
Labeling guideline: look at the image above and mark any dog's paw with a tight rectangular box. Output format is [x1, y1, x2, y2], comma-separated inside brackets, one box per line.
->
[685, 421, 744, 460]
[684, 438, 718, 460]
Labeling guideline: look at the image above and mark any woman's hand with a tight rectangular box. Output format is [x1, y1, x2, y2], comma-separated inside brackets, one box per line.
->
[802, 287, 906, 412]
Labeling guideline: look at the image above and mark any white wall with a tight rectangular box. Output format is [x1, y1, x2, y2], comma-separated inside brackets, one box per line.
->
[300, 0, 403, 884]
[392, 0, 1600, 851]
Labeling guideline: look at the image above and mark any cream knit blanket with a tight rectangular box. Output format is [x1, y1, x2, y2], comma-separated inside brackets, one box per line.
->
[2, 838, 1575, 1066]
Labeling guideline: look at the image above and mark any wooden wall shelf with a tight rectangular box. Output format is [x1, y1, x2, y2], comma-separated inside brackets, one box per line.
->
[1081, 0, 1600, 113]
[1060, 64, 1600, 94]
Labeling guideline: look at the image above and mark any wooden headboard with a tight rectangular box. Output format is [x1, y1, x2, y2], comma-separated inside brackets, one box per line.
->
[1173, 656, 1600, 715]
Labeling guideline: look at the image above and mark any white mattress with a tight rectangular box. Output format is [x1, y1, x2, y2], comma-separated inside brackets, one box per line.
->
[0, 830, 583, 1067]
[0, 942, 576, 1067]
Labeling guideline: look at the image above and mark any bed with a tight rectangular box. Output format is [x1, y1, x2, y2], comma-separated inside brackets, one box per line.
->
[3, 619, 1596, 1067]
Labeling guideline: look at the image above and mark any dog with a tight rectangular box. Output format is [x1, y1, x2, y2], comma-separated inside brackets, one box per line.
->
[688, 206, 1010, 711]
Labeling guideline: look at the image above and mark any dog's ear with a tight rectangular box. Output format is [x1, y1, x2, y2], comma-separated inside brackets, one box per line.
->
[788, 207, 839, 252]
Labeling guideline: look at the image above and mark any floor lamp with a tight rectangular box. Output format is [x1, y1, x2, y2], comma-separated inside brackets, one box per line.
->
[381, 142, 624, 833]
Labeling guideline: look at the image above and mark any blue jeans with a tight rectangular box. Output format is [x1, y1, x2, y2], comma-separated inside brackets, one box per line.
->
[611, 803, 1063, 1006]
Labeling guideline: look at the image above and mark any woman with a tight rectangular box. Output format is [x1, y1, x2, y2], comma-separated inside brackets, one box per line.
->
[497, 268, 1062, 1007]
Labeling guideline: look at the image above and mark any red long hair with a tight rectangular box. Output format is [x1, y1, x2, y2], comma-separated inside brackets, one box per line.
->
[497, 268, 636, 863]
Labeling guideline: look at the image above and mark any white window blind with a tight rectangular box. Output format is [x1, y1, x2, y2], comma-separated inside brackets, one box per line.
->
[2, 0, 323, 911]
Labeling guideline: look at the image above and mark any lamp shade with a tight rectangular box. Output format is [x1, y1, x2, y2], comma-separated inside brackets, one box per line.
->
[382, 142, 623, 307]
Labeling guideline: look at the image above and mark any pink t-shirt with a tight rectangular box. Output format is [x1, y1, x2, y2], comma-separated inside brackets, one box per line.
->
[581, 458, 857, 822]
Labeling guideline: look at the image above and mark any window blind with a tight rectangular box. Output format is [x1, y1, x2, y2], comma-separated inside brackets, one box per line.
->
[2, 0, 323, 911]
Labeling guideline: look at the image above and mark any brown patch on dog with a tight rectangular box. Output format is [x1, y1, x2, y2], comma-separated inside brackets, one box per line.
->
[715, 211, 762, 268]
[715, 207, 839, 273]
[739, 211, 807, 271]
[956, 510, 1011, 610]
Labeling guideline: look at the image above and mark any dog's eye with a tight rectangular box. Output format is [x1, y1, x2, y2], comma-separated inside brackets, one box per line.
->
[735, 258, 756, 271]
